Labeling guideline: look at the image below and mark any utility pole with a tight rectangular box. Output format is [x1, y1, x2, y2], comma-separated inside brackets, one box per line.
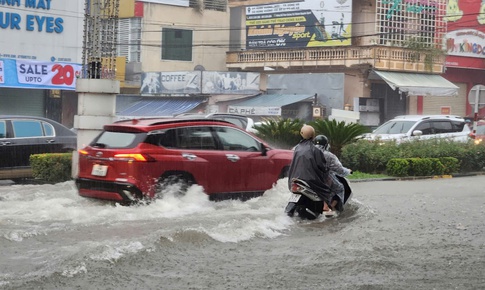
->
[73, 0, 120, 178]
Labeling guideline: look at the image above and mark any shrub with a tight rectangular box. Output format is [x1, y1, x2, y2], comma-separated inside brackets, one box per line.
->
[439, 157, 460, 174]
[341, 139, 484, 174]
[341, 140, 401, 173]
[30, 153, 73, 183]
[386, 159, 409, 177]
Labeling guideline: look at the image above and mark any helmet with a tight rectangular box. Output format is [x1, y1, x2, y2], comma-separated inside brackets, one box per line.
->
[314, 135, 329, 150]
[300, 125, 315, 140]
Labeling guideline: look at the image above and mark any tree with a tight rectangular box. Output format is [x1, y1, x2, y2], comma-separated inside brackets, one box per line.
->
[253, 118, 304, 149]
[309, 119, 370, 157]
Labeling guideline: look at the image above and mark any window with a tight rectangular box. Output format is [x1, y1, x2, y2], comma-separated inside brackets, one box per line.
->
[12, 120, 43, 138]
[118, 18, 142, 63]
[451, 121, 465, 132]
[373, 120, 416, 134]
[162, 28, 193, 61]
[375, 0, 446, 47]
[0, 121, 5, 138]
[189, 0, 226, 12]
[213, 127, 260, 151]
[414, 121, 433, 135]
[177, 127, 217, 150]
[93, 131, 141, 148]
[42, 122, 55, 137]
[432, 121, 452, 134]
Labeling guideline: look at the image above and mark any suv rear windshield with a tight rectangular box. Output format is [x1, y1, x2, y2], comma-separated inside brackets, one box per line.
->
[91, 131, 147, 149]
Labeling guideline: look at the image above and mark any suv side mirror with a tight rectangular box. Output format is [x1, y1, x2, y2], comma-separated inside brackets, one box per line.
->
[412, 130, 423, 136]
[260, 142, 268, 156]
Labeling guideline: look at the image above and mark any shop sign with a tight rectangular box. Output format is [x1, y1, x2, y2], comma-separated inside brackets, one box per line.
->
[227, 106, 281, 116]
[0, 58, 81, 90]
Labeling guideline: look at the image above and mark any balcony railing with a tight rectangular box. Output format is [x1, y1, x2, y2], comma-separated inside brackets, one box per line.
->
[226, 45, 445, 74]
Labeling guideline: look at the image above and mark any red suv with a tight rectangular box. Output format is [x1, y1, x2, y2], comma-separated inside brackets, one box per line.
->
[75, 118, 293, 203]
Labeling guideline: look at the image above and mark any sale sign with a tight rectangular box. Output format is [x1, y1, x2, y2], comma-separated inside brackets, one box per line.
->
[0, 61, 4, 84]
[0, 59, 81, 90]
[16, 60, 81, 89]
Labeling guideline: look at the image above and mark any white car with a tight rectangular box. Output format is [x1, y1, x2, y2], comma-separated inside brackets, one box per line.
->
[360, 115, 471, 143]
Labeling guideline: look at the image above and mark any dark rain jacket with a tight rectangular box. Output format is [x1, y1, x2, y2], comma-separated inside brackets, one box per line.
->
[287, 139, 332, 202]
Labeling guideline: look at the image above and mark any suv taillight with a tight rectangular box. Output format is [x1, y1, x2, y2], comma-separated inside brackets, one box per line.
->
[291, 183, 301, 193]
[113, 153, 155, 162]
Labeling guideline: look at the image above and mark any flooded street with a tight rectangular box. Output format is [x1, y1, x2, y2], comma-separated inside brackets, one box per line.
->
[1, 176, 484, 290]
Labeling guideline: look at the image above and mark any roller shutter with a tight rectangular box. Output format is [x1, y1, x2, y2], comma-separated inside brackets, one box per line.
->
[0, 88, 45, 116]
[422, 83, 466, 116]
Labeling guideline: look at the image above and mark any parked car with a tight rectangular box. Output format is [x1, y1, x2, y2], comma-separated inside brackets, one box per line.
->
[0, 115, 77, 180]
[175, 113, 255, 132]
[359, 115, 471, 143]
[75, 118, 293, 204]
[469, 120, 485, 144]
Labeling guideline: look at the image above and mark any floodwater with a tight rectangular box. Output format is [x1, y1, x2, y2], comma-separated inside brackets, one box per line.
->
[1, 176, 484, 290]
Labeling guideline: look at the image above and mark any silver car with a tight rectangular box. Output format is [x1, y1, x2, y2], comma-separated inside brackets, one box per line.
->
[360, 115, 471, 144]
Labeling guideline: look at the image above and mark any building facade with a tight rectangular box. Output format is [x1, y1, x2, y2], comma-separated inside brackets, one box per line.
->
[0, 0, 84, 127]
[442, 0, 485, 120]
[226, 0, 463, 126]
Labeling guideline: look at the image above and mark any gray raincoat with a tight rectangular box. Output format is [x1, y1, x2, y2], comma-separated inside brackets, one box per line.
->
[287, 139, 331, 203]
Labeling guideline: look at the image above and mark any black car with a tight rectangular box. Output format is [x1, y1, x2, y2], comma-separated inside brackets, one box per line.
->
[0, 115, 77, 180]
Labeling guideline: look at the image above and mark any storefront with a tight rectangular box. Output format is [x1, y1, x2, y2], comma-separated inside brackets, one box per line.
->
[0, 1, 83, 125]
[443, 0, 485, 119]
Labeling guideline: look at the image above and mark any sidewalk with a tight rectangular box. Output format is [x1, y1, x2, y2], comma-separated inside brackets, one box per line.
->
[350, 171, 485, 183]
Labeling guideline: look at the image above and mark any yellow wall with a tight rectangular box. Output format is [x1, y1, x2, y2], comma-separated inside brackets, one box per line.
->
[119, 0, 135, 18]
[140, 3, 230, 72]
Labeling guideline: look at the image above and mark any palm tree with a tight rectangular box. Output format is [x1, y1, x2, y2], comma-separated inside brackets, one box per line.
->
[309, 119, 370, 157]
[253, 118, 304, 149]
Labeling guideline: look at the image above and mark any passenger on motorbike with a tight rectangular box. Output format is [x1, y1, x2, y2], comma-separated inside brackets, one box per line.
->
[314, 135, 352, 213]
[287, 125, 333, 212]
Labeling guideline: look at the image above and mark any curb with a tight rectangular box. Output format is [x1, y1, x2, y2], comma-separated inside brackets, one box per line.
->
[349, 171, 485, 182]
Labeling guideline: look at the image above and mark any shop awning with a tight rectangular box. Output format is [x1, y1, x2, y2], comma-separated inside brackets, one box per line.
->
[228, 94, 313, 116]
[371, 70, 459, 97]
[117, 97, 205, 118]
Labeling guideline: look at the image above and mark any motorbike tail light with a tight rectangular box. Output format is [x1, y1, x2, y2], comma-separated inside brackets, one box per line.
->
[113, 153, 156, 162]
[290, 183, 300, 193]
[79, 149, 89, 155]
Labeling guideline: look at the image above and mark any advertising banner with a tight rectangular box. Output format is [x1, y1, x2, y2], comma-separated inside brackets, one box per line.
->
[141, 71, 201, 94]
[445, 0, 485, 69]
[140, 71, 261, 95]
[245, 0, 352, 49]
[201, 72, 260, 94]
[0, 59, 82, 90]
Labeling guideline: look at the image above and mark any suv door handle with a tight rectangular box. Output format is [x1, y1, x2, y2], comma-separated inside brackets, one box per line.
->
[1, 141, 11, 145]
[182, 153, 197, 160]
[46, 139, 56, 143]
[226, 154, 240, 162]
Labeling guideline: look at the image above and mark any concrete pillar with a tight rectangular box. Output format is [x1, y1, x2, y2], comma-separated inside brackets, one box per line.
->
[72, 79, 120, 178]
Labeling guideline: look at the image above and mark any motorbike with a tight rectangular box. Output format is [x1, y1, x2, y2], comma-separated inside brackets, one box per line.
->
[285, 175, 353, 220]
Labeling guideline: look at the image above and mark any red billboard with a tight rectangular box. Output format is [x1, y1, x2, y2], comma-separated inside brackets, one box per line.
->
[445, 0, 485, 69]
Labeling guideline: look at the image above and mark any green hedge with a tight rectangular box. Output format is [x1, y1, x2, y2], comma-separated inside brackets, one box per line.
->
[341, 139, 484, 174]
[30, 153, 73, 183]
[386, 157, 459, 177]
